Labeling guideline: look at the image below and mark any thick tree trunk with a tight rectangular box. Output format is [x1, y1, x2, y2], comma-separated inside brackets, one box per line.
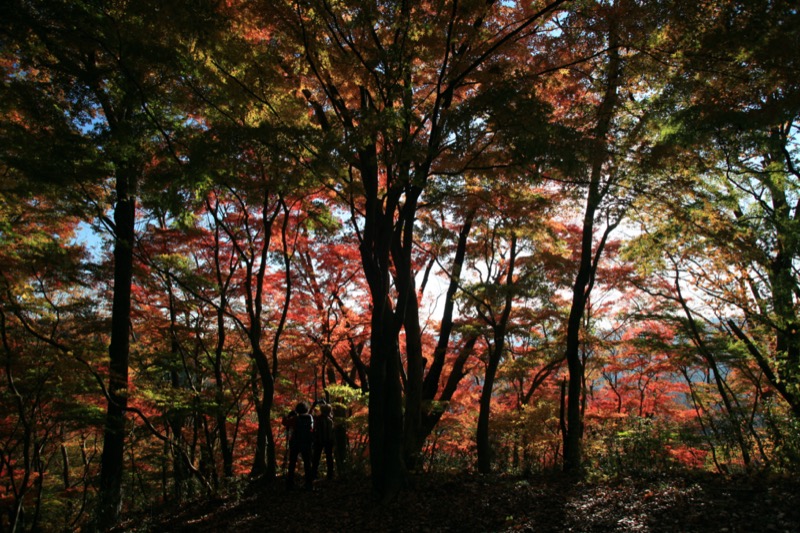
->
[562, 37, 621, 474]
[364, 217, 406, 497]
[400, 268, 427, 470]
[476, 347, 502, 473]
[250, 347, 276, 480]
[766, 186, 800, 410]
[96, 186, 135, 530]
[358, 144, 408, 499]
[367, 311, 407, 500]
[563, 295, 587, 473]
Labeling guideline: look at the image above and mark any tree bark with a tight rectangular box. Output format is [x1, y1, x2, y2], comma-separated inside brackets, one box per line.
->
[477, 234, 517, 473]
[96, 179, 135, 530]
[357, 142, 408, 499]
[562, 35, 621, 474]
[250, 345, 276, 479]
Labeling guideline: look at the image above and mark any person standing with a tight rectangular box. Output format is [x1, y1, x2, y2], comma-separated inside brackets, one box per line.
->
[285, 402, 314, 490]
[312, 401, 335, 481]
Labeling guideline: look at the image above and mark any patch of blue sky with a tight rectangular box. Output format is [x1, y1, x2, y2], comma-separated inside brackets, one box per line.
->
[73, 220, 108, 262]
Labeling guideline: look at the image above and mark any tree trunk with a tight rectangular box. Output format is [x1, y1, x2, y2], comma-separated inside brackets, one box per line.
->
[418, 336, 478, 453]
[210, 212, 234, 479]
[166, 286, 192, 497]
[367, 310, 407, 500]
[401, 277, 425, 470]
[477, 234, 517, 473]
[355, 139, 409, 499]
[563, 299, 587, 472]
[214, 351, 234, 479]
[250, 346, 276, 480]
[253, 199, 292, 480]
[476, 345, 501, 473]
[409, 211, 476, 462]
[562, 36, 621, 474]
[96, 182, 135, 530]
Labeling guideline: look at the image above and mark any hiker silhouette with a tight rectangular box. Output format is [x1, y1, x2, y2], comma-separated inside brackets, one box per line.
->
[285, 401, 314, 490]
[312, 400, 335, 481]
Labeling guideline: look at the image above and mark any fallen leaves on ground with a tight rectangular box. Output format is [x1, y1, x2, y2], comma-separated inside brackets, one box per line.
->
[122, 471, 800, 532]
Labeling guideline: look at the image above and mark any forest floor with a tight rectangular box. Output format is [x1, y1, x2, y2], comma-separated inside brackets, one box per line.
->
[125, 470, 800, 532]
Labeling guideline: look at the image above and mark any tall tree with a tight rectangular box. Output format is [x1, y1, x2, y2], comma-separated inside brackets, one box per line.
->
[459, 183, 557, 472]
[1, 0, 214, 526]
[0, 191, 101, 532]
[292, 206, 371, 392]
[180, 6, 321, 480]
[538, 0, 665, 472]
[471, 226, 518, 473]
[671, 0, 800, 417]
[269, 0, 568, 498]
[625, 0, 800, 444]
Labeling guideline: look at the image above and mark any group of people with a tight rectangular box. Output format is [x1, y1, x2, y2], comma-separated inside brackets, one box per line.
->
[281, 399, 335, 490]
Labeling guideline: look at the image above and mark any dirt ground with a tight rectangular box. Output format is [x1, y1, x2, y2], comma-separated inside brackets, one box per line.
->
[123, 471, 800, 532]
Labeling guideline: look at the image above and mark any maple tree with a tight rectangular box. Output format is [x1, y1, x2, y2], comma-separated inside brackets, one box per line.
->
[0, 0, 219, 526]
[621, 0, 800, 471]
[291, 210, 371, 394]
[133, 207, 246, 493]
[457, 183, 558, 473]
[0, 190, 103, 531]
[537, 0, 677, 472]
[265, 0, 573, 497]
[2, 0, 800, 529]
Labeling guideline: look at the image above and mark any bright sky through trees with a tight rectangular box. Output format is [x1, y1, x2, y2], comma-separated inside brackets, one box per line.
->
[1, 0, 799, 530]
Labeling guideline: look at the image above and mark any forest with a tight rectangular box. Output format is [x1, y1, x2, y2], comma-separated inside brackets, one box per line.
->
[1, 0, 799, 531]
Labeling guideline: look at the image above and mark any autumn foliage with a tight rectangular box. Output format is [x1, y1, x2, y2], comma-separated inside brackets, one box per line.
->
[1, 0, 799, 531]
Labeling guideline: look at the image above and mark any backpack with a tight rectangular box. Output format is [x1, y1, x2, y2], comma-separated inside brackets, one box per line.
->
[292, 413, 313, 448]
[317, 413, 334, 444]
[314, 403, 335, 444]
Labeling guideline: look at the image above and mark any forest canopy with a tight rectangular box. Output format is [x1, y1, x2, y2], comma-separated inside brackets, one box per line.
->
[1, 0, 799, 530]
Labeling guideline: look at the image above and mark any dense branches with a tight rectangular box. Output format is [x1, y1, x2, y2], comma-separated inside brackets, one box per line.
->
[1, 0, 799, 529]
